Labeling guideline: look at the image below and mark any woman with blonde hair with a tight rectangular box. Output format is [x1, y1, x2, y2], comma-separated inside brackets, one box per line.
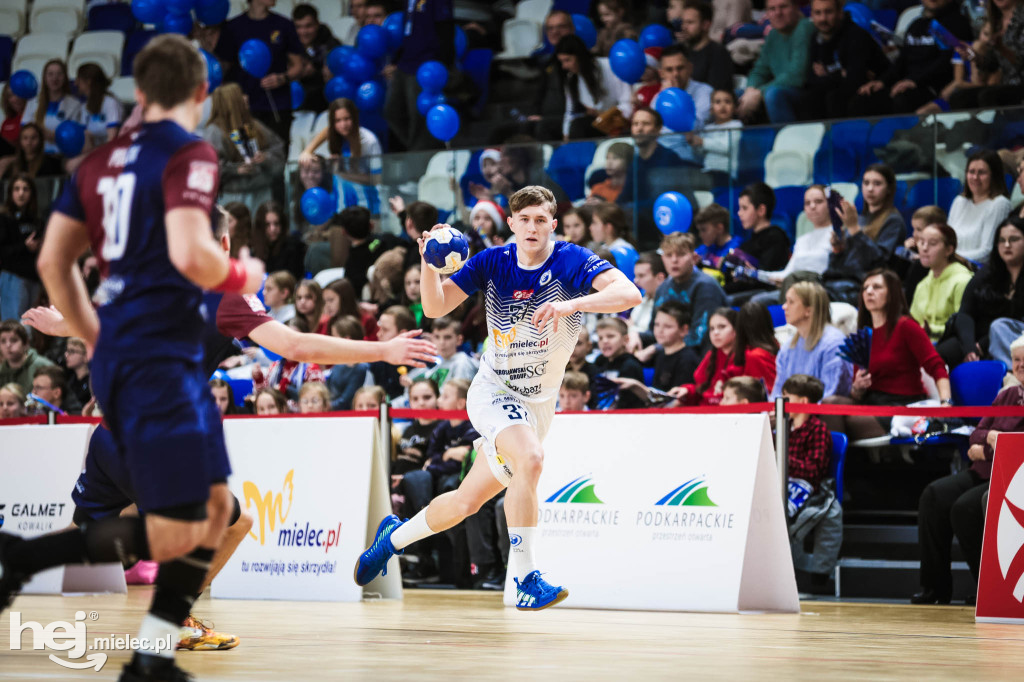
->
[770, 281, 853, 400]
[202, 82, 284, 206]
[21, 59, 81, 153]
[0, 382, 27, 418]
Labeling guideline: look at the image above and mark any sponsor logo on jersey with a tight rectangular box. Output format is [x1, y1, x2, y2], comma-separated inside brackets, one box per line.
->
[513, 289, 534, 300]
[492, 328, 517, 349]
[186, 161, 217, 193]
[493, 360, 549, 381]
[539, 270, 552, 286]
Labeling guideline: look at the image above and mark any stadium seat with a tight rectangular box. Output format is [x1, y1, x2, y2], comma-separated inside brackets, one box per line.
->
[13, 32, 70, 69]
[772, 185, 806, 241]
[584, 136, 633, 190]
[547, 140, 596, 202]
[765, 149, 812, 186]
[642, 366, 655, 387]
[735, 126, 776, 186]
[287, 111, 316, 161]
[516, 0, 553, 21]
[462, 48, 493, 114]
[694, 190, 714, 209]
[326, 16, 357, 46]
[309, 109, 330, 155]
[121, 30, 156, 76]
[309, 0, 342, 19]
[424, 148, 471, 179]
[110, 75, 136, 105]
[950, 360, 1007, 408]
[904, 177, 962, 215]
[773, 122, 826, 155]
[829, 431, 848, 505]
[87, 3, 135, 34]
[827, 119, 872, 175]
[30, 6, 81, 36]
[228, 0, 247, 19]
[0, 36, 12, 81]
[70, 31, 125, 80]
[895, 5, 924, 35]
[11, 55, 48, 81]
[0, 6, 26, 38]
[866, 115, 920, 165]
[496, 19, 542, 60]
[874, 9, 897, 30]
[418, 173, 457, 211]
[275, 0, 295, 17]
[767, 304, 786, 328]
[813, 146, 859, 185]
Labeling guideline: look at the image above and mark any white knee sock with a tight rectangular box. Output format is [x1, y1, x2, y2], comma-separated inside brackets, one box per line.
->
[507, 526, 538, 582]
[136, 614, 179, 659]
[390, 509, 436, 551]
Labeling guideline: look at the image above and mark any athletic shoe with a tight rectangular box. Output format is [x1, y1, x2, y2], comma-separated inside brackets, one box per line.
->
[177, 615, 240, 651]
[124, 560, 159, 585]
[353, 515, 404, 586]
[0, 532, 27, 612]
[514, 570, 569, 610]
[118, 659, 194, 681]
[481, 566, 507, 591]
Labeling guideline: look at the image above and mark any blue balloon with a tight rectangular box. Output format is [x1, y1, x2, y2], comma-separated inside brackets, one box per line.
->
[382, 12, 404, 52]
[326, 46, 354, 76]
[416, 91, 446, 116]
[131, 0, 163, 24]
[355, 80, 385, 112]
[608, 39, 645, 84]
[200, 49, 222, 90]
[639, 24, 673, 50]
[653, 192, 693, 234]
[165, 0, 194, 15]
[301, 187, 335, 225]
[654, 87, 696, 132]
[195, 0, 229, 25]
[8, 70, 38, 99]
[356, 24, 388, 60]
[572, 14, 596, 49]
[160, 11, 193, 34]
[417, 60, 448, 93]
[344, 51, 376, 84]
[291, 80, 305, 109]
[55, 120, 85, 157]
[324, 76, 356, 102]
[239, 39, 271, 78]
[454, 26, 467, 59]
[426, 104, 459, 142]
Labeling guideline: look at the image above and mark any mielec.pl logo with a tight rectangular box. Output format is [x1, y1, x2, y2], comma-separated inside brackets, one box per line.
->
[545, 476, 604, 504]
[655, 477, 717, 507]
[996, 462, 1024, 602]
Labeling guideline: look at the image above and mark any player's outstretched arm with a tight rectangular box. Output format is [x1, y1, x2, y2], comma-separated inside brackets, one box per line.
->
[36, 213, 100, 350]
[418, 226, 469, 318]
[531, 268, 642, 332]
[248, 321, 438, 367]
[166, 207, 264, 293]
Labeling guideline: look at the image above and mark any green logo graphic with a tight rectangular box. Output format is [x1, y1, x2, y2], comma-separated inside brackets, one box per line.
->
[655, 477, 717, 507]
[545, 476, 604, 504]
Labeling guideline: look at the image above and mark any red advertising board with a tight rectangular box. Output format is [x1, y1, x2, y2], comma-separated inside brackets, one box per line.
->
[977, 433, 1024, 623]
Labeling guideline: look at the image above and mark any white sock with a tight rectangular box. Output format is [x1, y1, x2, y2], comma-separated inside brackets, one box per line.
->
[136, 614, 179, 659]
[390, 509, 436, 551]
[507, 526, 538, 582]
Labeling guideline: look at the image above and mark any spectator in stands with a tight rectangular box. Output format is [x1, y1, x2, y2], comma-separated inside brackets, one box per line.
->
[558, 371, 591, 412]
[292, 3, 340, 114]
[0, 319, 55, 394]
[594, 317, 646, 409]
[468, 200, 505, 247]
[0, 382, 26, 418]
[692, 89, 741, 186]
[736, 0, 815, 122]
[559, 206, 594, 247]
[253, 386, 288, 414]
[63, 337, 91, 410]
[719, 375, 767, 405]
[694, 203, 742, 266]
[910, 223, 974, 342]
[352, 384, 387, 411]
[320, 278, 378, 338]
[403, 264, 426, 330]
[293, 154, 335, 237]
[469, 138, 569, 205]
[656, 44, 713, 131]
[263, 345, 324, 404]
[750, 185, 835, 304]
[299, 98, 383, 213]
[567, 328, 601, 406]
[914, 334, 1024, 604]
[21, 59, 82, 155]
[850, 0, 974, 115]
[395, 376, 440, 477]
[30, 364, 78, 415]
[292, 278, 324, 334]
[669, 0, 752, 45]
[263, 271, 297, 324]
[589, 203, 639, 280]
[823, 164, 906, 305]
[594, 0, 638, 56]
[0, 83, 26, 156]
[965, 218, 1024, 368]
[651, 231, 727, 350]
[555, 35, 634, 140]
[770, 281, 853, 400]
[676, 0, 735, 92]
[891, 205, 945, 301]
[920, 19, 998, 115]
[250, 200, 306, 280]
[384, 0, 454, 151]
[389, 198, 439, 269]
[0, 173, 42, 321]
[298, 380, 331, 413]
[949, 0, 1024, 109]
[948, 150, 1011, 263]
[223, 202, 252, 258]
[781, 374, 832, 493]
[805, 0, 890, 120]
[2, 123, 63, 179]
[215, 0, 306, 144]
[403, 316, 478, 389]
[371, 305, 417, 399]
[203, 83, 285, 208]
[526, 10, 576, 142]
[627, 251, 667, 343]
[323, 315, 370, 410]
[635, 300, 700, 391]
[587, 144, 629, 203]
[727, 182, 791, 300]
[821, 269, 951, 441]
[73, 63, 121, 151]
[208, 378, 237, 416]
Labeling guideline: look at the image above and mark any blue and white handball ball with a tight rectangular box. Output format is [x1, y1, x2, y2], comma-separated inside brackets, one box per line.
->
[423, 225, 470, 275]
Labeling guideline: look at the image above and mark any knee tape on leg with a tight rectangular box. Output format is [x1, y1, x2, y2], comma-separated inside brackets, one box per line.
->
[81, 517, 151, 567]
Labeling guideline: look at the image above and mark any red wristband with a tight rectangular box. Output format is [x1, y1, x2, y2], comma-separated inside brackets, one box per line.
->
[214, 258, 248, 292]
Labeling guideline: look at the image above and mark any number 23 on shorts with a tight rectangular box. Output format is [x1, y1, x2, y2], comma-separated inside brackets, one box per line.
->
[503, 404, 527, 421]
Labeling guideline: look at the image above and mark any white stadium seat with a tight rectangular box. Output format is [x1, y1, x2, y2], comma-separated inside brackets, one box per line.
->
[288, 110, 316, 162]
[14, 31, 71, 64]
[69, 30, 125, 80]
[764, 149, 812, 187]
[228, 0, 247, 19]
[309, 0, 342, 19]
[11, 55, 50, 82]
[495, 19, 541, 60]
[31, 6, 80, 36]
[772, 123, 826, 154]
[418, 173, 456, 211]
[325, 16, 357, 46]
[895, 5, 923, 36]
[0, 6, 26, 38]
[515, 0, 552, 22]
[110, 75, 136, 105]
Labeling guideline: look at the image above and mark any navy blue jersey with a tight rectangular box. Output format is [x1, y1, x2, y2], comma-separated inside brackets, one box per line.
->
[53, 120, 220, 364]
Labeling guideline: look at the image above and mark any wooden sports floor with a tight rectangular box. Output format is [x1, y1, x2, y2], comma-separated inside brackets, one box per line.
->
[2, 589, 1022, 681]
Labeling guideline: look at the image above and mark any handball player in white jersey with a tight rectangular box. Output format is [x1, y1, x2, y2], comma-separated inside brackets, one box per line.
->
[355, 185, 641, 609]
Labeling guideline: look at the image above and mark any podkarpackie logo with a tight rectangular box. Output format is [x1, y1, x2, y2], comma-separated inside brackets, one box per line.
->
[544, 476, 604, 504]
[243, 469, 342, 553]
[655, 477, 717, 507]
[996, 463, 1024, 603]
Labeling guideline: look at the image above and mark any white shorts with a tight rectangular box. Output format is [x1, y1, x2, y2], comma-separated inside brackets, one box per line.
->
[466, 371, 556, 487]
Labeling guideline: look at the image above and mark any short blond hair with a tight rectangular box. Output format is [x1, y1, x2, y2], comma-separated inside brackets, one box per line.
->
[660, 231, 696, 255]
[912, 205, 947, 226]
[353, 385, 387, 408]
[298, 381, 330, 408]
[561, 370, 590, 393]
[509, 185, 557, 216]
[444, 378, 471, 401]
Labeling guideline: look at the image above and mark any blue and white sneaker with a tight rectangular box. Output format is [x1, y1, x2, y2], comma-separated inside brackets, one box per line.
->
[353, 515, 404, 586]
[514, 570, 569, 611]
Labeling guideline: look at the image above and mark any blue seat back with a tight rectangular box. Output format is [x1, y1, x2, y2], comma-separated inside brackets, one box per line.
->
[772, 185, 805, 242]
[767, 304, 786, 328]
[736, 127, 776, 185]
[0, 36, 12, 82]
[814, 146, 859, 184]
[88, 4, 136, 33]
[905, 177, 962, 216]
[461, 48, 492, 114]
[866, 116, 920, 165]
[547, 140, 595, 202]
[951, 360, 1007, 406]
[829, 431, 848, 503]
[122, 30, 157, 76]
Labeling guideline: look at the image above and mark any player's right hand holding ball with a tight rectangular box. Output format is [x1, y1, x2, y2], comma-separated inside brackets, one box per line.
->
[418, 224, 449, 259]
[237, 247, 266, 294]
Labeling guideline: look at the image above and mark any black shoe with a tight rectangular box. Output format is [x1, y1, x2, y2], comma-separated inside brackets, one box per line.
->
[0, 532, 27, 612]
[481, 566, 506, 591]
[910, 589, 951, 605]
[402, 558, 440, 586]
[118, 658, 194, 681]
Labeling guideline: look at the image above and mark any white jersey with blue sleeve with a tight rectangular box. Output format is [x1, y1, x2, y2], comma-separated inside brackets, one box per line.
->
[450, 241, 613, 403]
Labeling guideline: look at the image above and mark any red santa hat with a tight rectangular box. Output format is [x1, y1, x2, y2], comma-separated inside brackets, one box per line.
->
[478, 148, 502, 173]
[644, 47, 662, 69]
[470, 200, 506, 228]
